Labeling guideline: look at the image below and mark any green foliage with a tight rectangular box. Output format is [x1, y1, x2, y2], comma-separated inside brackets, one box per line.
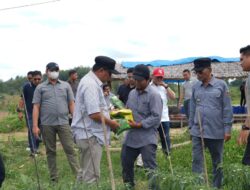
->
[0, 129, 249, 189]
[230, 79, 243, 87]
[0, 66, 91, 95]
[229, 86, 241, 105]
[0, 114, 25, 133]
[59, 66, 91, 81]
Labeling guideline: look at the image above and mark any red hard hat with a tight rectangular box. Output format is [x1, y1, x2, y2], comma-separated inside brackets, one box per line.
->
[153, 68, 164, 77]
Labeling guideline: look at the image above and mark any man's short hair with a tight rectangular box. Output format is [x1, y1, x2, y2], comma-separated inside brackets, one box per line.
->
[183, 69, 190, 73]
[32, 70, 42, 77]
[240, 45, 250, 55]
[69, 69, 77, 76]
[27, 71, 33, 76]
[127, 68, 134, 74]
[103, 84, 110, 90]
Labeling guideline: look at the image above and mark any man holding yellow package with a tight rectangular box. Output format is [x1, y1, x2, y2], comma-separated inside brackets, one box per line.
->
[120, 64, 163, 190]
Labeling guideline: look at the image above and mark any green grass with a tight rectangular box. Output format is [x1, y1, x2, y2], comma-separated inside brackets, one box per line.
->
[1, 129, 249, 189]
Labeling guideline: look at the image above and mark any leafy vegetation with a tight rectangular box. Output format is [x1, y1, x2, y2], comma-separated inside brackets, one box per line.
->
[0, 129, 249, 189]
[0, 66, 90, 95]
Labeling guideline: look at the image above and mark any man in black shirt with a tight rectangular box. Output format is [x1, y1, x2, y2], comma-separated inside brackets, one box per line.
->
[117, 68, 135, 104]
[19, 71, 42, 156]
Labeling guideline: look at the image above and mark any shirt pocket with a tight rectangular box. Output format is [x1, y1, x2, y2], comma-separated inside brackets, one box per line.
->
[206, 89, 222, 108]
[138, 101, 150, 115]
[57, 88, 67, 99]
[41, 88, 53, 99]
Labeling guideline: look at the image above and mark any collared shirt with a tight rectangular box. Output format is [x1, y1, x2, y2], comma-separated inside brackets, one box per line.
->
[246, 74, 250, 112]
[150, 82, 169, 122]
[124, 85, 163, 148]
[23, 82, 36, 115]
[104, 92, 115, 110]
[68, 79, 79, 98]
[32, 79, 74, 126]
[183, 77, 198, 100]
[189, 77, 233, 139]
[117, 84, 135, 104]
[71, 71, 110, 145]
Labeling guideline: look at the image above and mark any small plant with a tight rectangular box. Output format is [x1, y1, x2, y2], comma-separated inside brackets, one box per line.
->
[0, 114, 25, 133]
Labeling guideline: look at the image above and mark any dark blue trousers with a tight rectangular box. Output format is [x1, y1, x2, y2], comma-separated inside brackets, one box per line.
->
[192, 136, 224, 188]
[27, 114, 40, 153]
[121, 144, 158, 189]
[158, 121, 171, 155]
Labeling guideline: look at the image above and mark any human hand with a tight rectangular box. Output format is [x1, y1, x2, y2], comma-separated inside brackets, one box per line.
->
[18, 112, 23, 121]
[237, 130, 250, 145]
[33, 126, 40, 139]
[224, 133, 231, 142]
[109, 119, 120, 130]
[128, 120, 142, 128]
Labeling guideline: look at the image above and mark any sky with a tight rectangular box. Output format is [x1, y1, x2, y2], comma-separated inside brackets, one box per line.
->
[0, 0, 249, 81]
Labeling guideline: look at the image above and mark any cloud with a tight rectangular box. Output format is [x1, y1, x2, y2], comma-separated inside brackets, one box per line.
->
[0, 0, 249, 81]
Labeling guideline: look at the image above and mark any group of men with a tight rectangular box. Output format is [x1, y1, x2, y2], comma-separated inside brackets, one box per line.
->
[7, 44, 250, 189]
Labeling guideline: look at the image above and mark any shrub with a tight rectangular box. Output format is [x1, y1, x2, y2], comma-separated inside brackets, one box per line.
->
[0, 114, 25, 133]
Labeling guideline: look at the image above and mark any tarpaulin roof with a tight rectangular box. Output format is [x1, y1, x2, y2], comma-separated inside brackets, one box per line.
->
[122, 56, 240, 68]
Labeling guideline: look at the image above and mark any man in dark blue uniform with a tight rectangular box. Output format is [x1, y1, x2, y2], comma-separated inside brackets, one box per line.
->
[19, 71, 42, 156]
[189, 58, 233, 188]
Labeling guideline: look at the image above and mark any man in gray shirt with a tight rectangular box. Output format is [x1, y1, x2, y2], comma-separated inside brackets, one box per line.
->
[33, 62, 79, 182]
[178, 69, 197, 119]
[71, 56, 120, 183]
[238, 45, 250, 165]
[189, 58, 233, 188]
[121, 64, 162, 189]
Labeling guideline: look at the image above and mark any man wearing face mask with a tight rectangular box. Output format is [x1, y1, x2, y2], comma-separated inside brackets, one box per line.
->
[32, 62, 80, 182]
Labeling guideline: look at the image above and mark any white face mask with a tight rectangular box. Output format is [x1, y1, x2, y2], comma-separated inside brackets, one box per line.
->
[48, 71, 59, 80]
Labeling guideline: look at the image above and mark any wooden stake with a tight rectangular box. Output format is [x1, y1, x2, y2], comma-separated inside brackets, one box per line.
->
[160, 123, 174, 175]
[197, 109, 209, 188]
[100, 110, 116, 190]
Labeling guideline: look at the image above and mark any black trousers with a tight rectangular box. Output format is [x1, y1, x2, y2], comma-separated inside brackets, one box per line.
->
[121, 144, 158, 189]
[240, 94, 246, 107]
[242, 134, 250, 165]
[0, 154, 5, 188]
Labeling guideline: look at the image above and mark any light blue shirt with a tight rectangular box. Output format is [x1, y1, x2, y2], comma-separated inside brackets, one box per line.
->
[71, 71, 110, 145]
[124, 85, 163, 148]
[189, 77, 233, 139]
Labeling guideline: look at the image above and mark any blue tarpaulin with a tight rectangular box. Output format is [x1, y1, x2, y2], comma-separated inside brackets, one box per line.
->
[122, 56, 240, 68]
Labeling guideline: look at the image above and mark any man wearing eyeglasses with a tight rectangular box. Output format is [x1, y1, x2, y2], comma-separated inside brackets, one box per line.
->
[19, 70, 42, 156]
[189, 58, 233, 188]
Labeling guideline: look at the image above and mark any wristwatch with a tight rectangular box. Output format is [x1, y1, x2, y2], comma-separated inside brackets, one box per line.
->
[242, 125, 250, 130]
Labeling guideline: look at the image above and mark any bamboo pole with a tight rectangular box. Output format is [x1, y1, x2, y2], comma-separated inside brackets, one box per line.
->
[197, 109, 209, 187]
[100, 110, 116, 190]
[160, 123, 174, 175]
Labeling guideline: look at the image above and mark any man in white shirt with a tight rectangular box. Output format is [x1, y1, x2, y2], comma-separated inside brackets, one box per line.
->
[151, 68, 176, 155]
